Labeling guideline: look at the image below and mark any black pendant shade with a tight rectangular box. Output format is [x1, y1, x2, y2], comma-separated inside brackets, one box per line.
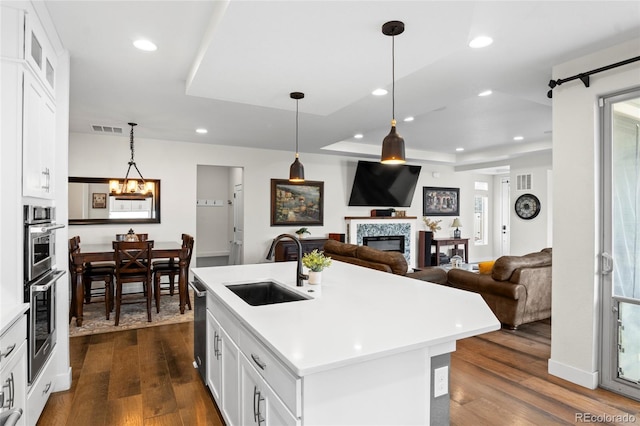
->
[289, 156, 305, 183]
[289, 91, 305, 182]
[381, 120, 406, 165]
[380, 20, 406, 164]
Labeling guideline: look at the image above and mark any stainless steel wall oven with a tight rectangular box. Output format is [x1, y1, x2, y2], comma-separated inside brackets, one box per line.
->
[23, 206, 65, 383]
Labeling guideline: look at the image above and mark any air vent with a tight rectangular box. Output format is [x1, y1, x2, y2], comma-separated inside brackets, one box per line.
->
[516, 174, 532, 191]
[91, 124, 123, 134]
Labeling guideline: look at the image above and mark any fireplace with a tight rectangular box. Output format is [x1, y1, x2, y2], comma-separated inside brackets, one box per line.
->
[345, 216, 417, 267]
[363, 235, 405, 253]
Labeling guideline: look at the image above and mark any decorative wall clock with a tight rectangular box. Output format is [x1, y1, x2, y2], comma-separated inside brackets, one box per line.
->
[515, 193, 541, 220]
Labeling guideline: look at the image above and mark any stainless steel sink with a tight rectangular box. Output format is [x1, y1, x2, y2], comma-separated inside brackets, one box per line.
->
[225, 281, 311, 306]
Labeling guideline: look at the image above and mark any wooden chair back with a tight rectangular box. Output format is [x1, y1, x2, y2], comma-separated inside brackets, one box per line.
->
[114, 240, 154, 281]
[68, 236, 81, 278]
[181, 234, 195, 267]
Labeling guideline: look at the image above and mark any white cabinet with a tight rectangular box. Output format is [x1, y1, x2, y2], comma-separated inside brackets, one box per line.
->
[0, 314, 27, 426]
[25, 348, 56, 426]
[207, 293, 299, 426]
[23, 11, 56, 97]
[207, 302, 240, 425]
[109, 198, 152, 212]
[1, 5, 58, 200]
[239, 355, 299, 426]
[206, 310, 222, 403]
[220, 327, 240, 425]
[22, 69, 56, 199]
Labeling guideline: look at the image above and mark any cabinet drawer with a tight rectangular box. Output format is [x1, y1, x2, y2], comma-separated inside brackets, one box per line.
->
[0, 341, 26, 425]
[237, 328, 300, 416]
[26, 350, 55, 426]
[0, 315, 26, 369]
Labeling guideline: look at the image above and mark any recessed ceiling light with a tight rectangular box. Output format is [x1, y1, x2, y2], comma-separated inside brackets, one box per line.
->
[403, 116, 414, 122]
[354, 133, 363, 139]
[372, 88, 388, 96]
[133, 39, 157, 51]
[456, 147, 465, 152]
[196, 128, 208, 134]
[469, 36, 493, 49]
[513, 136, 524, 141]
[478, 90, 493, 97]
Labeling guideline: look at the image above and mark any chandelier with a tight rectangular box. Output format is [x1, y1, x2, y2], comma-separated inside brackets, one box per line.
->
[109, 122, 153, 200]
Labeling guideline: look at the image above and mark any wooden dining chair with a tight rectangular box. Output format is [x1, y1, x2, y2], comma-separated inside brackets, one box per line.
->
[113, 240, 154, 326]
[68, 236, 115, 319]
[153, 234, 194, 312]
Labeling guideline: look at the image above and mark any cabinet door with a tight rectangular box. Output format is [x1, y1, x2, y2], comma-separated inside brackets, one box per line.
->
[239, 356, 298, 426]
[206, 310, 222, 404]
[220, 327, 240, 426]
[22, 70, 55, 199]
[110, 199, 132, 212]
[24, 12, 56, 96]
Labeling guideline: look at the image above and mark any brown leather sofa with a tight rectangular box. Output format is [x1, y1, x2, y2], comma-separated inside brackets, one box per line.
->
[445, 248, 552, 329]
[322, 239, 448, 284]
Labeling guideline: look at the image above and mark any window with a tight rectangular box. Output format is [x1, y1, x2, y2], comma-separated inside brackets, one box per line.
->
[474, 195, 488, 245]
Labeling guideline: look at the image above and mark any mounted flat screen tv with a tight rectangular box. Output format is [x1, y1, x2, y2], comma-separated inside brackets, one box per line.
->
[348, 161, 422, 207]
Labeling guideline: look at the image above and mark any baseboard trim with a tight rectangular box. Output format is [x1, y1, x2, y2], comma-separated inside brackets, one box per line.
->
[548, 358, 599, 389]
[54, 366, 72, 392]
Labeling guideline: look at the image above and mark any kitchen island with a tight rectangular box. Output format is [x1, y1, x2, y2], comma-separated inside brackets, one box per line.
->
[192, 260, 500, 425]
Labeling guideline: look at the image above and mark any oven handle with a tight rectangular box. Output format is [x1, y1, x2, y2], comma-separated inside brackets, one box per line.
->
[31, 270, 66, 292]
[32, 223, 65, 233]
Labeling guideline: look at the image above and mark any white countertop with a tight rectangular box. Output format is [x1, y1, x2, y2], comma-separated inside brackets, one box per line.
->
[0, 302, 29, 336]
[192, 260, 500, 376]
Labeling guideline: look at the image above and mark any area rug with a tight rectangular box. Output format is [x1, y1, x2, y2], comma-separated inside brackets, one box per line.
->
[69, 290, 194, 337]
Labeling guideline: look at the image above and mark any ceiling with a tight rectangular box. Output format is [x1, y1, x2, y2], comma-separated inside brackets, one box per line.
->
[44, 1, 640, 169]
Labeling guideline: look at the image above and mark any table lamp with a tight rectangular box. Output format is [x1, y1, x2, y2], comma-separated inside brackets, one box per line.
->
[451, 218, 462, 239]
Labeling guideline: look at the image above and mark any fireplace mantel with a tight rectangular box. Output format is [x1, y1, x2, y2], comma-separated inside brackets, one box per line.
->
[345, 216, 418, 268]
[345, 216, 418, 220]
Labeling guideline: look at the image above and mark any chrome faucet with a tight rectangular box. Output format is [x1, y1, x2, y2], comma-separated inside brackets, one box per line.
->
[266, 234, 308, 287]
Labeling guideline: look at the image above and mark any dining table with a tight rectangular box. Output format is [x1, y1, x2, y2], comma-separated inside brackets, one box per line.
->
[69, 241, 189, 326]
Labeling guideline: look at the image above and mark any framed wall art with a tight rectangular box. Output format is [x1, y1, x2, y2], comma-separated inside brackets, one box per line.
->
[92, 192, 107, 209]
[422, 186, 459, 216]
[271, 179, 324, 226]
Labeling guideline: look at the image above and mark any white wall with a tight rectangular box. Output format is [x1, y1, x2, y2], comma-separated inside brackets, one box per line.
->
[549, 38, 640, 388]
[68, 133, 506, 265]
[509, 152, 553, 255]
[196, 165, 231, 257]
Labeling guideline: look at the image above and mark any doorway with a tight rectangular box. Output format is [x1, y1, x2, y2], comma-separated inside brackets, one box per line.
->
[500, 177, 511, 256]
[195, 166, 244, 267]
[600, 88, 640, 401]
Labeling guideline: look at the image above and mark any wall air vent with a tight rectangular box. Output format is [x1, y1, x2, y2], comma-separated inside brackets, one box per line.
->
[516, 174, 532, 191]
[91, 124, 123, 134]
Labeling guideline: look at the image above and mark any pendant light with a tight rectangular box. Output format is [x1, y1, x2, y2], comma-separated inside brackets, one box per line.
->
[109, 122, 153, 200]
[289, 91, 305, 182]
[380, 20, 406, 164]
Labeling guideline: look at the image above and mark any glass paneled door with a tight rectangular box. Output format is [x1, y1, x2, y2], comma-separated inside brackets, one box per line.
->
[600, 88, 640, 401]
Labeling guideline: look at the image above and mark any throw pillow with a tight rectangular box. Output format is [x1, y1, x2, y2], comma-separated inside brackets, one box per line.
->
[478, 260, 495, 274]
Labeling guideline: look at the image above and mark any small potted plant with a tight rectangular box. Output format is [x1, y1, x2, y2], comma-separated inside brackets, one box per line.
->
[295, 227, 311, 238]
[301, 249, 332, 284]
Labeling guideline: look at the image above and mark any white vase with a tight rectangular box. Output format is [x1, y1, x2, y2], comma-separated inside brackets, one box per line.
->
[308, 271, 322, 285]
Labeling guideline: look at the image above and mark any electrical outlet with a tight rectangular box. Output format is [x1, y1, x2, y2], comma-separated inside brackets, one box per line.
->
[434, 366, 449, 397]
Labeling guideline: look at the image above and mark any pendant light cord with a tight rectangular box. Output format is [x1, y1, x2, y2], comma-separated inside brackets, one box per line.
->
[391, 35, 395, 121]
[296, 98, 299, 156]
[129, 125, 136, 164]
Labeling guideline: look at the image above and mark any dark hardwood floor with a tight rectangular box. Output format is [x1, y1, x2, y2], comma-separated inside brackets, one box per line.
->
[39, 322, 222, 425]
[39, 319, 640, 425]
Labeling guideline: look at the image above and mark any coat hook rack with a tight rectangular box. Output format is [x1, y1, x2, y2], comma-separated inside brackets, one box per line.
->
[547, 55, 640, 98]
